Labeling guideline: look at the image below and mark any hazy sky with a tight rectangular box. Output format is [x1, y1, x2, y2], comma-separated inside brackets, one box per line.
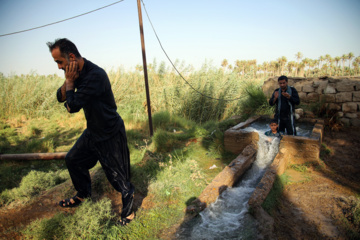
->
[0, 0, 359, 76]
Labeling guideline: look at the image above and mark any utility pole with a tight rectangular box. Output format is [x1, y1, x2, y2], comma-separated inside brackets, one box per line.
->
[137, 0, 153, 136]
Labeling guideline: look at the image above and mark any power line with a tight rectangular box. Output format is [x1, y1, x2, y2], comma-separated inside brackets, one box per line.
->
[140, 0, 244, 102]
[0, 0, 124, 37]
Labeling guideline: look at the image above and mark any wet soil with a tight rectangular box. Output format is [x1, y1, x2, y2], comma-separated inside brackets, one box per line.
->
[0, 127, 359, 239]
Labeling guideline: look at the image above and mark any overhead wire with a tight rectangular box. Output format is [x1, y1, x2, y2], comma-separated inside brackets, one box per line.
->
[1, 0, 245, 102]
[0, 0, 124, 37]
[140, 0, 244, 102]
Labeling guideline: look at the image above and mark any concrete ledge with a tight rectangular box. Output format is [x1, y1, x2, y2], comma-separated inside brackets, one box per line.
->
[248, 151, 286, 208]
[186, 144, 257, 214]
[229, 116, 261, 131]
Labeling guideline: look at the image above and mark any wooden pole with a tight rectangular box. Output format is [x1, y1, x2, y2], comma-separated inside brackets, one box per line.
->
[137, 0, 153, 136]
[0, 152, 67, 161]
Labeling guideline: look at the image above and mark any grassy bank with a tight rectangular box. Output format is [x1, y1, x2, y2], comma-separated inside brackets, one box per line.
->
[0, 64, 272, 239]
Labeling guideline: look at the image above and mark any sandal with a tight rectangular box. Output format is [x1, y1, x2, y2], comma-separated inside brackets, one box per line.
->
[117, 212, 135, 226]
[59, 195, 83, 208]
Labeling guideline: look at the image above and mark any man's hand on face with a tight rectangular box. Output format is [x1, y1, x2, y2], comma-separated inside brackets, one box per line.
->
[65, 61, 79, 91]
[65, 61, 79, 82]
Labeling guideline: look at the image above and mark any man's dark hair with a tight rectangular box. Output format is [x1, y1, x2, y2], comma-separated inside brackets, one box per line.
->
[47, 38, 81, 59]
[278, 75, 288, 82]
[270, 118, 278, 124]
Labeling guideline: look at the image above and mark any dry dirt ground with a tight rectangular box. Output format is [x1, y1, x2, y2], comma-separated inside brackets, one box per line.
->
[0, 127, 359, 239]
[272, 126, 360, 240]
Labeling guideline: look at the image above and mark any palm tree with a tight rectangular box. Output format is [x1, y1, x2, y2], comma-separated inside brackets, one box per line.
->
[262, 61, 269, 77]
[328, 57, 334, 76]
[319, 55, 325, 72]
[341, 54, 348, 76]
[295, 52, 303, 76]
[270, 60, 278, 76]
[221, 59, 228, 69]
[287, 61, 296, 76]
[234, 60, 242, 75]
[352, 60, 359, 76]
[298, 62, 305, 77]
[313, 59, 319, 76]
[277, 56, 287, 75]
[352, 56, 360, 76]
[302, 58, 311, 76]
[334, 57, 341, 76]
[348, 52, 354, 75]
[325, 54, 331, 75]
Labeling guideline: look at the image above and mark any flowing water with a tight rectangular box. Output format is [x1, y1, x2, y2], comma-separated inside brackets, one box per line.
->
[177, 121, 313, 239]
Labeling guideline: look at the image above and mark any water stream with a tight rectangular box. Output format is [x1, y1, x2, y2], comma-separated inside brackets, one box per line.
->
[177, 121, 313, 239]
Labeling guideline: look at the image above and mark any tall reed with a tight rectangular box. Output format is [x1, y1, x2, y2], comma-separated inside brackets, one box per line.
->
[1, 62, 267, 123]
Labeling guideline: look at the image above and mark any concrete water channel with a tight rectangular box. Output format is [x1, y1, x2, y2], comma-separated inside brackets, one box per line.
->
[177, 116, 324, 239]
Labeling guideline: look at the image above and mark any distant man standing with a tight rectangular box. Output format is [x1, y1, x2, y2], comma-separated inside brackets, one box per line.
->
[269, 75, 300, 135]
[47, 38, 134, 226]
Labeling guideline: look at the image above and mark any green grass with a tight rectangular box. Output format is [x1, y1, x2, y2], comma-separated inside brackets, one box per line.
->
[0, 159, 67, 193]
[262, 173, 291, 214]
[237, 81, 274, 120]
[0, 169, 69, 206]
[290, 163, 309, 173]
[0, 111, 238, 239]
[19, 126, 231, 239]
[0, 66, 262, 239]
[320, 143, 333, 158]
[23, 198, 115, 239]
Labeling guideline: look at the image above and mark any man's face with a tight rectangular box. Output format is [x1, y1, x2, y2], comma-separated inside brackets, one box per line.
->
[51, 47, 69, 72]
[270, 123, 278, 132]
[278, 79, 288, 91]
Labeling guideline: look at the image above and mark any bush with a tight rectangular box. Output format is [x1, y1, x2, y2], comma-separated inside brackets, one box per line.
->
[0, 170, 69, 206]
[238, 82, 274, 119]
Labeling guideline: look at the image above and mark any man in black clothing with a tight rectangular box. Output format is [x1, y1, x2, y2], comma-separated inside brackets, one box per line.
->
[269, 75, 300, 135]
[47, 38, 134, 225]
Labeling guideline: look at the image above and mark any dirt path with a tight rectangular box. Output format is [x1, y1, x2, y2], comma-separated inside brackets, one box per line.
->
[272, 126, 360, 239]
[0, 181, 73, 239]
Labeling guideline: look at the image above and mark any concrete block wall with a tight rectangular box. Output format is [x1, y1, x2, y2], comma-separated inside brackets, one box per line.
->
[262, 76, 360, 126]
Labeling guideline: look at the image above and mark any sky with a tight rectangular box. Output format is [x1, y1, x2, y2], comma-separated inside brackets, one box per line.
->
[0, 0, 359, 76]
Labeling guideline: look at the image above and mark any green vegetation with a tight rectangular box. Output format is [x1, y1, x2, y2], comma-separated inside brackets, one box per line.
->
[1, 64, 260, 239]
[320, 143, 333, 158]
[24, 198, 115, 239]
[2, 55, 358, 238]
[262, 174, 291, 214]
[221, 52, 360, 78]
[238, 81, 274, 120]
[0, 169, 69, 206]
[290, 163, 310, 173]
[337, 196, 360, 239]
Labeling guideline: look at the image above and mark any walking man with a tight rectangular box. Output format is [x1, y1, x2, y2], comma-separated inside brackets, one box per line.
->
[47, 38, 134, 225]
[269, 75, 300, 135]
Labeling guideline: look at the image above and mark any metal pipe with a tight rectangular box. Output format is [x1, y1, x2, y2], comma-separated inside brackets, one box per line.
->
[0, 152, 67, 161]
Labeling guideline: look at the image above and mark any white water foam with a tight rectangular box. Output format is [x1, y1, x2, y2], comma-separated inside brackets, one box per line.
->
[189, 126, 280, 240]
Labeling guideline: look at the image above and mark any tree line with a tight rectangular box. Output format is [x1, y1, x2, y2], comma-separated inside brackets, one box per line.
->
[221, 52, 360, 77]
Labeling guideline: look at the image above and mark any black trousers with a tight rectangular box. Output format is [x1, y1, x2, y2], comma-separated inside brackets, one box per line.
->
[278, 116, 296, 136]
[65, 125, 133, 199]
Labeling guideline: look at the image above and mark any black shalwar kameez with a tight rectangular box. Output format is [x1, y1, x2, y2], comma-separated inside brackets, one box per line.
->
[57, 58, 134, 217]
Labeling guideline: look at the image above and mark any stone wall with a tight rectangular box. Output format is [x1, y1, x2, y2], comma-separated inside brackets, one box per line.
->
[262, 76, 360, 126]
